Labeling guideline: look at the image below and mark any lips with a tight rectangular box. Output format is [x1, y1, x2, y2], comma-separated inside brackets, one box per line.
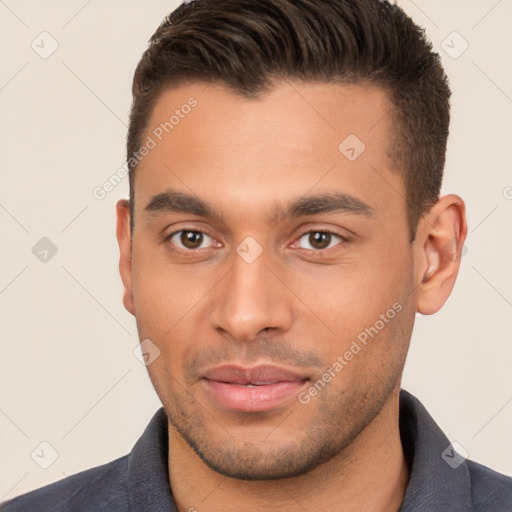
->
[201, 364, 309, 412]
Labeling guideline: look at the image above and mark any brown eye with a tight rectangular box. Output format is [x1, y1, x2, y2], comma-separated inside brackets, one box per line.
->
[167, 230, 214, 250]
[181, 231, 203, 249]
[297, 231, 344, 251]
[310, 232, 331, 249]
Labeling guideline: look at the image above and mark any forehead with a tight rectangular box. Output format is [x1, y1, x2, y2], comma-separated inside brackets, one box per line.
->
[134, 80, 404, 226]
[144, 80, 393, 162]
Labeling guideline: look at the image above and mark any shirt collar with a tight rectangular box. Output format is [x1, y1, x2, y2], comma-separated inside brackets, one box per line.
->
[127, 407, 175, 511]
[398, 389, 473, 511]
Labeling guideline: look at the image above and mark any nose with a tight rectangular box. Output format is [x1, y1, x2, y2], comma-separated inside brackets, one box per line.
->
[209, 248, 294, 342]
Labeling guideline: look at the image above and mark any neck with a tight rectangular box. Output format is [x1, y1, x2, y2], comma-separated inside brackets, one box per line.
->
[168, 391, 408, 512]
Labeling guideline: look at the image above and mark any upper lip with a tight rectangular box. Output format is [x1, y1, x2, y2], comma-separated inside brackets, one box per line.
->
[202, 364, 309, 385]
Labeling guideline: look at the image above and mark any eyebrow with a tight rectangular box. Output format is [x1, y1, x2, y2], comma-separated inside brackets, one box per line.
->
[144, 189, 374, 225]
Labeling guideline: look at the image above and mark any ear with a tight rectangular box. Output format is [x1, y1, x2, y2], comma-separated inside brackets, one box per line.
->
[116, 199, 135, 316]
[413, 194, 467, 315]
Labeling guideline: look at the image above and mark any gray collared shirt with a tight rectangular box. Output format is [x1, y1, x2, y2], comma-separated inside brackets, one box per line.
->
[2, 390, 511, 511]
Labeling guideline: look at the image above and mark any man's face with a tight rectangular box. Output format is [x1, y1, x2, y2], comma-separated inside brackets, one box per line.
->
[121, 81, 418, 479]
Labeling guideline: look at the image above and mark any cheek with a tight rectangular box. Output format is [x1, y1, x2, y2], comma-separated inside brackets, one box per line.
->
[286, 251, 413, 372]
[291, 257, 410, 331]
[132, 273, 179, 339]
[131, 244, 205, 332]
[130, 249, 217, 381]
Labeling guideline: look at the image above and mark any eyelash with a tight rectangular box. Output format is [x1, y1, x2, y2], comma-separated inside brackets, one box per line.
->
[163, 228, 348, 255]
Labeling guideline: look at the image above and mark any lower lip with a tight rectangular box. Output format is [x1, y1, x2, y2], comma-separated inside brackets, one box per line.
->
[202, 379, 308, 412]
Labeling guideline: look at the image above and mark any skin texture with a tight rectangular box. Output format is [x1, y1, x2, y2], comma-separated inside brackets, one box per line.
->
[116, 81, 467, 511]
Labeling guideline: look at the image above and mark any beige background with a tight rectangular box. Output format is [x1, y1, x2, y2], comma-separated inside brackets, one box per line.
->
[1, 0, 511, 501]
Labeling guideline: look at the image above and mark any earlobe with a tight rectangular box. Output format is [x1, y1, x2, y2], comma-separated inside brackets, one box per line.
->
[116, 199, 135, 316]
[415, 194, 467, 315]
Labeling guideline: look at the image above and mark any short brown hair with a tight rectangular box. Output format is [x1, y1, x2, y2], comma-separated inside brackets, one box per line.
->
[127, 0, 451, 241]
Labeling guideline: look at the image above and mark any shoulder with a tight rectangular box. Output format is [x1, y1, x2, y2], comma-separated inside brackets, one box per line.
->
[466, 459, 512, 511]
[0, 454, 130, 512]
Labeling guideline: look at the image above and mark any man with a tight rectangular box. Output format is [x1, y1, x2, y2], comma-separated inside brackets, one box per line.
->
[3, 0, 511, 510]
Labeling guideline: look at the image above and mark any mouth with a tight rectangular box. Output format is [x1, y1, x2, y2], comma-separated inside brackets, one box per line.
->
[201, 364, 310, 412]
